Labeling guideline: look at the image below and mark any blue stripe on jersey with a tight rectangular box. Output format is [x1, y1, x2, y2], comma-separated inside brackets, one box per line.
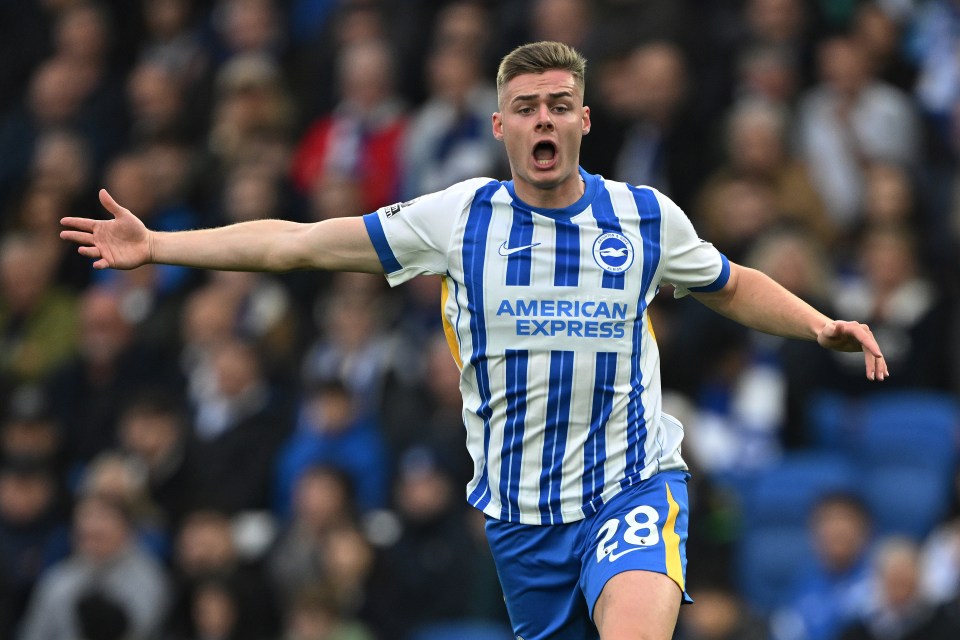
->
[463, 181, 501, 511]
[539, 350, 575, 524]
[582, 352, 617, 515]
[688, 254, 731, 292]
[623, 186, 662, 487]
[505, 207, 535, 287]
[362, 212, 402, 273]
[499, 349, 529, 521]
[553, 220, 580, 286]
[590, 184, 626, 290]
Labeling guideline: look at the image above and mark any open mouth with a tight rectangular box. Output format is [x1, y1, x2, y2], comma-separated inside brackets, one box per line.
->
[533, 141, 557, 167]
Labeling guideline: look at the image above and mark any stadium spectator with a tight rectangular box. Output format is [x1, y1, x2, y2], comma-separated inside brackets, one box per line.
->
[742, 227, 840, 447]
[290, 39, 407, 212]
[795, 34, 920, 229]
[77, 450, 170, 560]
[0, 233, 78, 386]
[611, 41, 710, 209]
[378, 332, 473, 479]
[268, 465, 357, 600]
[17, 494, 170, 640]
[401, 42, 504, 199]
[126, 55, 193, 143]
[28, 128, 93, 207]
[301, 272, 396, 410]
[317, 523, 400, 638]
[280, 582, 376, 640]
[740, 0, 819, 86]
[0, 459, 67, 640]
[772, 493, 874, 640]
[0, 405, 64, 473]
[167, 508, 281, 639]
[209, 0, 288, 65]
[0, 57, 97, 208]
[674, 575, 768, 640]
[208, 53, 297, 177]
[273, 378, 388, 517]
[851, 2, 917, 92]
[839, 537, 942, 640]
[117, 391, 201, 529]
[828, 224, 953, 393]
[139, 0, 211, 91]
[696, 98, 835, 256]
[187, 338, 293, 513]
[384, 445, 495, 637]
[45, 286, 170, 471]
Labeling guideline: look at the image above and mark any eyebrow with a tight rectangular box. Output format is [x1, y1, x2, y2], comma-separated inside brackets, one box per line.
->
[510, 90, 575, 104]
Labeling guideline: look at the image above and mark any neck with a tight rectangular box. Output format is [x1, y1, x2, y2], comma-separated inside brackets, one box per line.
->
[513, 171, 585, 209]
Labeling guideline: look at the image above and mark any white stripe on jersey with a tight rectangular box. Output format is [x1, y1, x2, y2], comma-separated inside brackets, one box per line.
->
[364, 168, 729, 524]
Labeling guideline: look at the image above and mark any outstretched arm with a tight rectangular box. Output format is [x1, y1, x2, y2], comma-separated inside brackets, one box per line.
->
[691, 262, 888, 381]
[60, 189, 383, 273]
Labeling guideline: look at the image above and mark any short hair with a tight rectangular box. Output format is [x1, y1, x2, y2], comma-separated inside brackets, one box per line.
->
[496, 41, 586, 101]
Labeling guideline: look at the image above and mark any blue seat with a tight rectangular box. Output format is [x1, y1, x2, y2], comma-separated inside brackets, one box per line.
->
[744, 452, 859, 528]
[736, 526, 811, 614]
[807, 391, 861, 450]
[861, 464, 952, 539]
[858, 391, 958, 473]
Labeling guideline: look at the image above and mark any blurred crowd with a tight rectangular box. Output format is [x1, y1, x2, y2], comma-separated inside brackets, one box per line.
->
[1, 0, 960, 639]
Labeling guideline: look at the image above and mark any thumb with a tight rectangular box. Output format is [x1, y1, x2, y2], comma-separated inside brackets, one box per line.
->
[98, 188, 127, 219]
[819, 321, 839, 339]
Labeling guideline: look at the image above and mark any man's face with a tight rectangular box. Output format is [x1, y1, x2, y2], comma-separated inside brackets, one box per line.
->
[493, 70, 590, 201]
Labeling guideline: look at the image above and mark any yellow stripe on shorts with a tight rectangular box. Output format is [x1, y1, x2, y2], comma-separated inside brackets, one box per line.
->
[663, 483, 684, 592]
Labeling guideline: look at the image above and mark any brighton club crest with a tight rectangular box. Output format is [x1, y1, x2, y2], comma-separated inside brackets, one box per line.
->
[592, 232, 635, 274]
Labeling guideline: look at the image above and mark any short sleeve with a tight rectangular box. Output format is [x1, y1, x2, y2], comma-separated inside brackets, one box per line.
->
[655, 190, 730, 298]
[362, 177, 494, 286]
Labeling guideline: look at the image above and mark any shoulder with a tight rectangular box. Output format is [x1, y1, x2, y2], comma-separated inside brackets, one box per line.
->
[376, 177, 500, 218]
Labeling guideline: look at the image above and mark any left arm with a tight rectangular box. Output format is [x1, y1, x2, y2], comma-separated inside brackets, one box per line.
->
[691, 262, 889, 381]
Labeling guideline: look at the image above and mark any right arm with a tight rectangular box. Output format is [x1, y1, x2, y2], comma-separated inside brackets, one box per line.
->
[60, 189, 383, 273]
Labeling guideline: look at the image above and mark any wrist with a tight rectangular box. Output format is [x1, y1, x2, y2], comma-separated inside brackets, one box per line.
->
[145, 230, 159, 264]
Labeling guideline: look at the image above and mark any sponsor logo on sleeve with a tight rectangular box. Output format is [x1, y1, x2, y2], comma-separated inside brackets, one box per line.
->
[379, 197, 421, 218]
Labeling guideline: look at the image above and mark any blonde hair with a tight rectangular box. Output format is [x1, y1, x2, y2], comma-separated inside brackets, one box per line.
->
[496, 41, 586, 102]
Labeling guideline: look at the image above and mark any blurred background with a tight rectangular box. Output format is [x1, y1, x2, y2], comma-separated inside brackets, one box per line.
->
[1, 1, 959, 639]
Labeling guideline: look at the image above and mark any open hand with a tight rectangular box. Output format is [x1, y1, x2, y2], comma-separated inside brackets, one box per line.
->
[60, 189, 152, 270]
[817, 320, 889, 381]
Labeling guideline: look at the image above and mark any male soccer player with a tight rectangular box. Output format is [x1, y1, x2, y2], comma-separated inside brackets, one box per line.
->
[61, 41, 887, 640]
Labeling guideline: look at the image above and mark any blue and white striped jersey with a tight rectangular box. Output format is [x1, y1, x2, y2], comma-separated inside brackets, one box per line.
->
[363, 168, 730, 525]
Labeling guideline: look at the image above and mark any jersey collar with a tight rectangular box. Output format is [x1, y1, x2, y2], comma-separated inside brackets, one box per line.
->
[503, 167, 599, 220]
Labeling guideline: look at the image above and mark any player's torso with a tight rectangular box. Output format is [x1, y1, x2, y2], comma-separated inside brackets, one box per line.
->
[443, 177, 677, 524]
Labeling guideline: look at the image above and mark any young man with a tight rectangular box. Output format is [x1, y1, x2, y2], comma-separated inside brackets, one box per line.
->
[62, 41, 887, 640]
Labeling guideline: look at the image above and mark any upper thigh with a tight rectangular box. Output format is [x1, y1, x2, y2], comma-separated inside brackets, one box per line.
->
[593, 570, 681, 640]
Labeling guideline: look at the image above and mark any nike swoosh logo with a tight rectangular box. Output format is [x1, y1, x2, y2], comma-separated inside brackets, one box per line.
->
[603, 547, 643, 563]
[498, 241, 541, 256]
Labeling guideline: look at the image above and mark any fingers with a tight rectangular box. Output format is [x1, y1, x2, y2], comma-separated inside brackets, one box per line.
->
[853, 323, 884, 359]
[60, 229, 95, 245]
[60, 217, 97, 233]
[855, 323, 889, 381]
[864, 351, 889, 381]
[78, 246, 101, 258]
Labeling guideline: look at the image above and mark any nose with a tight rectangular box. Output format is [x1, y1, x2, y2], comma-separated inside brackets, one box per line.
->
[535, 104, 554, 131]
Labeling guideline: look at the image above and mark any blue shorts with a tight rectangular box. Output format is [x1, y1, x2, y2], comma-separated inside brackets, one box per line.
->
[484, 470, 691, 640]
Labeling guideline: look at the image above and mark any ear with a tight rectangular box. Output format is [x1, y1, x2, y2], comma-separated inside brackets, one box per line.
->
[582, 105, 591, 135]
[491, 111, 504, 141]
